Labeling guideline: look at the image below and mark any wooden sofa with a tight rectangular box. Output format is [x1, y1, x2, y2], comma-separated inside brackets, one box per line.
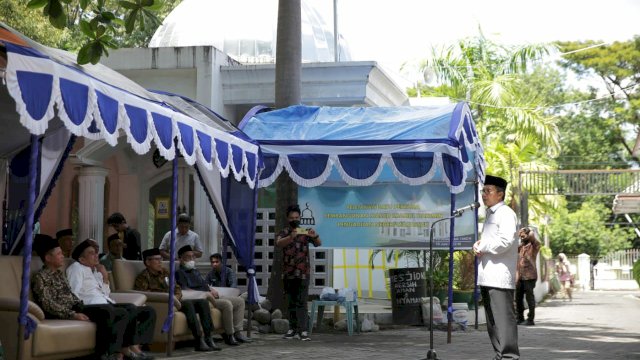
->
[111, 259, 228, 352]
[0, 256, 146, 360]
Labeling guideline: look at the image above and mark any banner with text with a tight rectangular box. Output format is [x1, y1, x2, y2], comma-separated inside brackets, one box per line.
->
[298, 183, 477, 249]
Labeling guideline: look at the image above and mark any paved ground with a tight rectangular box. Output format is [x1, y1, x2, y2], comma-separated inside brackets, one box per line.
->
[153, 289, 640, 359]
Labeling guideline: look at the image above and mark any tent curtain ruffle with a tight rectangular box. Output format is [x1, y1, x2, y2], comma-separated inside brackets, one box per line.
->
[245, 103, 484, 194]
[4, 43, 260, 188]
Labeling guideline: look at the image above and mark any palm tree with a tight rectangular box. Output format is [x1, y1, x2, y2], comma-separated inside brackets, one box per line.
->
[417, 30, 561, 224]
[267, 0, 302, 314]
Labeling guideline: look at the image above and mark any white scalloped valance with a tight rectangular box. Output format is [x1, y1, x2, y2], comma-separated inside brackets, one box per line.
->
[241, 104, 485, 194]
[4, 43, 260, 188]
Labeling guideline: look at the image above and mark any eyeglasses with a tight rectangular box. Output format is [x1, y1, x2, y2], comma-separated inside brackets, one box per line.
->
[481, 189, 496, 194]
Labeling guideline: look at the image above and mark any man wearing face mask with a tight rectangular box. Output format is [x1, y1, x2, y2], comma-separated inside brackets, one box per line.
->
[175, 245, 250, 346]
[276, 204, 321, 341]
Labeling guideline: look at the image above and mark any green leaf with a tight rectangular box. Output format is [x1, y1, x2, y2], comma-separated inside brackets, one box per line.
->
[101, 11, 116, 21]
[124, 9, 138, 33]
[79, 20, 94, 38]
[79, 0, 90, 10]
[45, 0, 63, 18]
[112, 18, 125, 26]
[59, 0, 72, 4]
[77, 43, 92, 65]
[141, 0, 154, 7]
[96, 25, 106, 38]
[26, 0, 48, 9]
[145, 0, 164, 11]
[90, 42, 103, 64]
[49, 12, 67, 29]
[118, 1, 138, 10]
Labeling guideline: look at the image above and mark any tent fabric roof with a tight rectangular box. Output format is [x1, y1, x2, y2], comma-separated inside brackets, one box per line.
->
[240, 103, 485, 193]
[1, 24, 261, 187]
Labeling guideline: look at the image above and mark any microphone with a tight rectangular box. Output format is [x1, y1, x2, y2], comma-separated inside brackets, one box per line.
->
[453, 202, 480, 216]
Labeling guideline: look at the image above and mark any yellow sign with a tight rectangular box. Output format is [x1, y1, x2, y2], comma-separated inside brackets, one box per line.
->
[155, 198, 170, 219]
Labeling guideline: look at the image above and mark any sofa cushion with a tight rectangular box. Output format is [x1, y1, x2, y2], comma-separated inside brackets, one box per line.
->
[31, 319, 96, 357]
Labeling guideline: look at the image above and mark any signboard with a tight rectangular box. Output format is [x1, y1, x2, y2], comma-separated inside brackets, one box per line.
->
[298, 183, 477, 249]
[389, 267, 427, 325]
[155, 197, 170, 219]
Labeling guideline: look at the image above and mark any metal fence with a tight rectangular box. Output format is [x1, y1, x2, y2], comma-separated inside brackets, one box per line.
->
[595, 249, 640, 280]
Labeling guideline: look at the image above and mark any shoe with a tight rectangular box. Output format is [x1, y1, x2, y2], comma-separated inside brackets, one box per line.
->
[124, 352, 154, 360]
[299, 331, 311, 341]
[205, 336, 222, 351]
[222, 333, 240, 346]
[283, 329, 298, 339]
[524, 320, 535, 326]
[234, 331, 252, 343]
[194, 337, 212, 352]
[517, 319, 526, 325]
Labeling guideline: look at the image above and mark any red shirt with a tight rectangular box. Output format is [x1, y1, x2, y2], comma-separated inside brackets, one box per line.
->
[278, 228, 316, 279]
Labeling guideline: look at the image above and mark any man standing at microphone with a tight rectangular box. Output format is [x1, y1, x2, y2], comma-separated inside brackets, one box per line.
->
[473, 175, 519, 360]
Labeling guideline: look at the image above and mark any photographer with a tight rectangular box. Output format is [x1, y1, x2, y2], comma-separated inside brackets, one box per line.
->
[516, 227, 540, 326]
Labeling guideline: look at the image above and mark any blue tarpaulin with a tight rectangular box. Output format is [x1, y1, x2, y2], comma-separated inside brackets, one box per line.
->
[240, 103, 485, 193]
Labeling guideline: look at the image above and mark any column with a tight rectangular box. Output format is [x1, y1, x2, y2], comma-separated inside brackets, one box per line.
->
[77, 166, 109, 253]
[193, 180, 219, 258]
[577, 253, 590, 291]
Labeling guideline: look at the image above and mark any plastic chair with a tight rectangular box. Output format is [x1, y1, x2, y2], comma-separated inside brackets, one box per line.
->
[308, 299, 359, 336]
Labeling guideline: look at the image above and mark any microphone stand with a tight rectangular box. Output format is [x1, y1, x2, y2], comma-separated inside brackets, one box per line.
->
[423, 213, 461, 360]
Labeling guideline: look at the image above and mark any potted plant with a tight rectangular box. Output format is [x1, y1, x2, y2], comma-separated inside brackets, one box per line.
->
[452, 250, 477, 308]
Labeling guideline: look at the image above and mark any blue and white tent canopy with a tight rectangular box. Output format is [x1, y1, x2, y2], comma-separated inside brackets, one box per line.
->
[2, 39, 260, 187]
[240, 103, 485, 193]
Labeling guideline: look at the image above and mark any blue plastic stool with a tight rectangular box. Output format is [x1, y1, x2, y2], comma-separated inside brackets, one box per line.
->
[308, 299, 359, 336]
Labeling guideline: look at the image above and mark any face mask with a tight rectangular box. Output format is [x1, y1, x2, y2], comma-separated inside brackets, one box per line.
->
[184, 260, 196, 270]
[289, 220, 300, 228]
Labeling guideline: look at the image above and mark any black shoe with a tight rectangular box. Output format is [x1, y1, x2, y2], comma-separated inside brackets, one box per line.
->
[194, 337, 212, 352]
[517, 319, 526, 325]
[222, 333, 240, 346]
[524, 320, 535, 326]
[205, 336, 223, 351]
[234, 331, 252, 343]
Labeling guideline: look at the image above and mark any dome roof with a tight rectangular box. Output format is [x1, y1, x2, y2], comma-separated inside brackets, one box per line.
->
[149, 0, 352, 63]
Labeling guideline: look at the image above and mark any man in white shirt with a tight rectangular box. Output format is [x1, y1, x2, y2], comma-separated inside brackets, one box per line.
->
[473, 175, 519, 360]
[159, 213, 204, 260]
[67, 239, 156, 360]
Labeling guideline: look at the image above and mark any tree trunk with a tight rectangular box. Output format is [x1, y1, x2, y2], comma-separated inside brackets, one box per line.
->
[267, 0, 301, 315]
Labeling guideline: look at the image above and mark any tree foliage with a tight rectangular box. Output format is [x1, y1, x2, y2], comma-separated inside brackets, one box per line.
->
[547, 200, 634, 256]
[8, 0, 181, 64]
[415, 31, 560, 224]
[0, 0, 68, 48]
[558, 38, 640, 159]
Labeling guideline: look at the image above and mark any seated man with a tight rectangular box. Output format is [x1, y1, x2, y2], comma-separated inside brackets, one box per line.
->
[31, 234, 128, 360]
[176, 246, 250, 346]
[56, 228, 74, 258]
[206, 253, 237, 288]
[134, 248, 221, 352]
[67, 239, 156, 360]
[100, 233, 124, 272]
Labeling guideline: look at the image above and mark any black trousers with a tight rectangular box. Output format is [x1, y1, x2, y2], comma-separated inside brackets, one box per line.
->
[82, 304, 129, 355]
[114, 303, 156, 346]
[283, 278, 309, 332]
[481, 286, 520, 360]
[181, 298, 213, 338]
[515, 279, 536, 321]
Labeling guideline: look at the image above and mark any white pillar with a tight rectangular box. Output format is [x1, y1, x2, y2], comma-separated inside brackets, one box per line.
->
[77, 166, 109, 252]
[193, 180, 219, 258]
[578, 253, 590, 291]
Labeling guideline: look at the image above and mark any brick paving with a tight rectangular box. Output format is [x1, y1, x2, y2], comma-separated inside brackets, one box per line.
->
[152, 290, 640, 360]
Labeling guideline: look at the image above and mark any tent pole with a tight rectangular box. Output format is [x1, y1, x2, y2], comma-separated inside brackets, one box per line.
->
[473, 179, 479, 329]
[447, 193, 456, 344]
[165, 139, 179, 357]
[17, 134, 39, 360]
